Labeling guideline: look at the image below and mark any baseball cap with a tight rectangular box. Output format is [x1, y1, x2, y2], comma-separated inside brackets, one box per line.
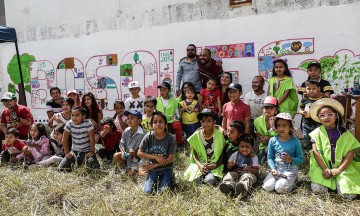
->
[307, 61, 321, 70]
[263, 96, 278, 108]
[226, 83, 242, 92]
[128, 81, 140, 89]
[67, 89, 78, 96]
[124, 110, 142, 119]
[197, 108, 216, 120]
[1, 92, 17, 101]
[157, 81, 171, 89]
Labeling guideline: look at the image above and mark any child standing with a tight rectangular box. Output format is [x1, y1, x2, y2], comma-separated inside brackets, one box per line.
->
[184, 109, 225, 186]
[125, 81, 145, 114]
[199, 78, 221, 119]
[298, 61, 334, 98]
[138, 112, 177, 194]
[1, 128, 25, 163]
[142, 96, 157, 133]
[20, 123, 51, 163]
[219, 134, 260, 198]
[262, 113, 304, 194]
[98, 117, 121, 162]
[113, 100, 127, 133]
[113, 110, 145, 176]
[58, 106, 100, 171]
[156, 81, 183, 146]
[222, 83, 251, 133]
[298, 81, 323, 150]
[267, 59, 299, 117]
[254, 96, 278, 164]
[308, 98, 360, 199]
[179, 87, 200, 137]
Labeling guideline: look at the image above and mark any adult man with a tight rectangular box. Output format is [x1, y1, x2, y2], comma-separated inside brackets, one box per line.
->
[1, 92, 34, 140]
[198, 48, 223, 88]
[176, 44, 203, 96]
[46, 87, 63, 127]
[244, 76, 267, 135]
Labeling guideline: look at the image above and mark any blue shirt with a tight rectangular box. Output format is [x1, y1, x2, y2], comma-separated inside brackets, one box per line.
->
[267, 136, 304, 170]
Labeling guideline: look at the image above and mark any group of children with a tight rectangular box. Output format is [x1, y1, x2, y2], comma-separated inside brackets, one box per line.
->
[1, 59, 359, 199]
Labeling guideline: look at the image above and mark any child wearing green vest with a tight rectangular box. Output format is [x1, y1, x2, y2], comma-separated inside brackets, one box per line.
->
[254, 96, 278, 164]
[184, 109, 225, 186]
[179, 87, 200, 137]
[156, 81, 183, 145]
[309, 98, 360, 199]
[267, 59, 298, 117]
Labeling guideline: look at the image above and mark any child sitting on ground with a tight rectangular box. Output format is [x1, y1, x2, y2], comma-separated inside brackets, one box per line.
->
[219, 134, 260, 198]
[184, 109, 225, 186]
[98, 117, 121, 162]
[1, 128, 25, 163]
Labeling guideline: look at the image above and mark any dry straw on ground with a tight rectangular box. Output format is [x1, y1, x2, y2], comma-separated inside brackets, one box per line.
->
[0, 148, 359, 215]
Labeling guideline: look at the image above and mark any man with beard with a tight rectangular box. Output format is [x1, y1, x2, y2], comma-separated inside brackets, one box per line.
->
[176, 44, 203, 96]
[198, 48, 223, 88]
[244, 76, 267, 136]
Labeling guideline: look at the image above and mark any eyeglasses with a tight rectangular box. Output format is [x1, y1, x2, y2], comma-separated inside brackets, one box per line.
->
[187, 49, 195, 51]
[318, 113, 336, 119]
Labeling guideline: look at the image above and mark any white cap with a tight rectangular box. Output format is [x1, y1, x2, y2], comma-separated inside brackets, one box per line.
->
[128, 81, 140, 89]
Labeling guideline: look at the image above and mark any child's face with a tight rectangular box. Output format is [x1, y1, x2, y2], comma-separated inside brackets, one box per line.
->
[160, 87, 170, 98]
[30, 125, 39, 139]
[307, 66, 321, 79]
[305, 84, 320, 97]
[228, 89, 241, 102]
[114, 104, 125, 115]
[5, 134, 16, 145]
[50, 89, 61, 100]
[239, 141, 253, 156]
[228, 126, 241, 144]
[206, 80, 216, 91]
[62, 101, 72, 113]
[127, 114, 141, 128]
[185, 91, 195, 100]
[53, 131, 63, 142]
[274, 62, 285, 76]
[68, 93, 78, 103]
[318, 107, 337, 128]
[129, 87, 140, 97]
[71, 110, 85, 125]
[151, 114, 166, 134]
[275, 119, 292, 136]
[84, 96, 92, 107]
[263, 106, 277, 117]
[200, 116, 215, 132]
[144, 102, 155, 114]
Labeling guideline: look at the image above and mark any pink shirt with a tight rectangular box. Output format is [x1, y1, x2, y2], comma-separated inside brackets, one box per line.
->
[222, 100, 250, 129]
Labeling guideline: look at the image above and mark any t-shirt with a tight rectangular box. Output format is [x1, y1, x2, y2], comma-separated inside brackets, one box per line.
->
[125, 96, 145, 114]
[244, 91, 267, 119]
[1, 105, 34, 136]
[298, 78, 334, 95]
[139, 132, 177, 171]
[141, 114, 152, 133]
[228, 151, 260, 170]
[114, 115, 127, 133]
[103, 130, 122, 151]
[325, 127, 343, 164]
[2, 139, 26, 151]
[222, 100, 251, 129]
[64, 119, 94, 152]
[203, 137, 214, 163]
[46, 99, 63, 114]
[200, 88, 221, 114]
[299, 96, 323, 127]
[52, 112, 71, 127]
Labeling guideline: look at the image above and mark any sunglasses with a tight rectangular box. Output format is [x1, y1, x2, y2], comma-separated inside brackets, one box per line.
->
[187, 49, 195, 51]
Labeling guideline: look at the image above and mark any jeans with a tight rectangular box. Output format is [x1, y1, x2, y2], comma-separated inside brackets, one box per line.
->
[302, 123, 320, 150]
[144, 168, 174, 194]
[182, 122, 200, 138]
[58, 151, 100, 171]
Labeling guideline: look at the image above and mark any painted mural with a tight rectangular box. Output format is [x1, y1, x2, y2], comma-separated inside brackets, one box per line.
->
[205, 43, 255, 61]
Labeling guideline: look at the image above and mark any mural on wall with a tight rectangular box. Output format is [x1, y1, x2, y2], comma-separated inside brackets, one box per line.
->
[159, 49, 175, 96]
[7, 53, 36, 105]
[258, 38, 314, 79]
[205, 43, 255, 60]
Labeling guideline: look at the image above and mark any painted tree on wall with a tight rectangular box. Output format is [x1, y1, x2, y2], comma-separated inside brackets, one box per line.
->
[7, 53, 36, 105]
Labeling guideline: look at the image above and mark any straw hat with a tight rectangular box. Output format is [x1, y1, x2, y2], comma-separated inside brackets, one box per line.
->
[310, 98, 344, 123]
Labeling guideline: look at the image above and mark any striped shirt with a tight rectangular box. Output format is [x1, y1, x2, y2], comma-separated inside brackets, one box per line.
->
[176, 57, 202, 92]
[64, 119, 94, 152]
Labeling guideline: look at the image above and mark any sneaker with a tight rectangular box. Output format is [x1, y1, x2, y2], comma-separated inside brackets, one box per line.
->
[234, 182, 247, 198]
[219, 183, 234, 196]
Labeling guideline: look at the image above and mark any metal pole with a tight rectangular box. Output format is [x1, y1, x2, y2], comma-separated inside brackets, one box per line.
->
[14, 41, 27, 106]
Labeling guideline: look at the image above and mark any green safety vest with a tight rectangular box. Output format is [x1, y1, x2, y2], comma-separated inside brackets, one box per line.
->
[308, 126, 360, 194]
[254, 114, 278, 150]
[184, 129, 225, 181]
[156, 97, 179, 123]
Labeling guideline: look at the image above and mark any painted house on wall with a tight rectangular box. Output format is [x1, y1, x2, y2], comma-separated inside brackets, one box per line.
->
[0, 0, 359, 121]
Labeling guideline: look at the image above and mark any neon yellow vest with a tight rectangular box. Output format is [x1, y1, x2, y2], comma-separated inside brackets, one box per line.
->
[309, 126, 360, 194]
[184, 129, 225, 181]
[254, 115, 278, 150]
[179, 100, 199, 124]
[156, 97, 178, 123]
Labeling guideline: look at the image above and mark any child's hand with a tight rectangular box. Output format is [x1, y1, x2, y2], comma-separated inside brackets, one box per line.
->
[27, 143, 37, 148]
[129, 149, 136, 157]
[199, 164, 208, 174]
[66, 152, 74, 159]
[270, 169, 280, 176]
[330, 168, 341, 176]
[281, 152, 292, 163]
[86, 152, 94, 158]
[205, 163, 217, 170]
[260, 136, 271, 145]
[154, 155, 166, 166]
[322, 169, 332, 179]
[242, 164, 250, 171]
[228, 159, 236, 168]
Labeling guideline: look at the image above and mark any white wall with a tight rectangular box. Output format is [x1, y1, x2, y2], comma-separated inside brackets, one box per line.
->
[0, 0, 359, 122]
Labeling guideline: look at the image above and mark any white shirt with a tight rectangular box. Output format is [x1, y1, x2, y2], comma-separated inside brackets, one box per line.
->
[244, 91, 267, 119]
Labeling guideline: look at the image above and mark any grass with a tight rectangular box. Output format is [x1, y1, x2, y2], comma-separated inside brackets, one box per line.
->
[0, 147, 359, 216]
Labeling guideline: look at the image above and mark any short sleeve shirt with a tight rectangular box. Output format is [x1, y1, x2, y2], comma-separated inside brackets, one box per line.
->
[1, 105, 34, 136]
[64, 119, 94, 152]
[200, 88, 221, 114]
[125, 96, 145, 114]
[244, 91, 267, 119]
[46, 99, 63, 113]
[222, 100, 251, 129]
